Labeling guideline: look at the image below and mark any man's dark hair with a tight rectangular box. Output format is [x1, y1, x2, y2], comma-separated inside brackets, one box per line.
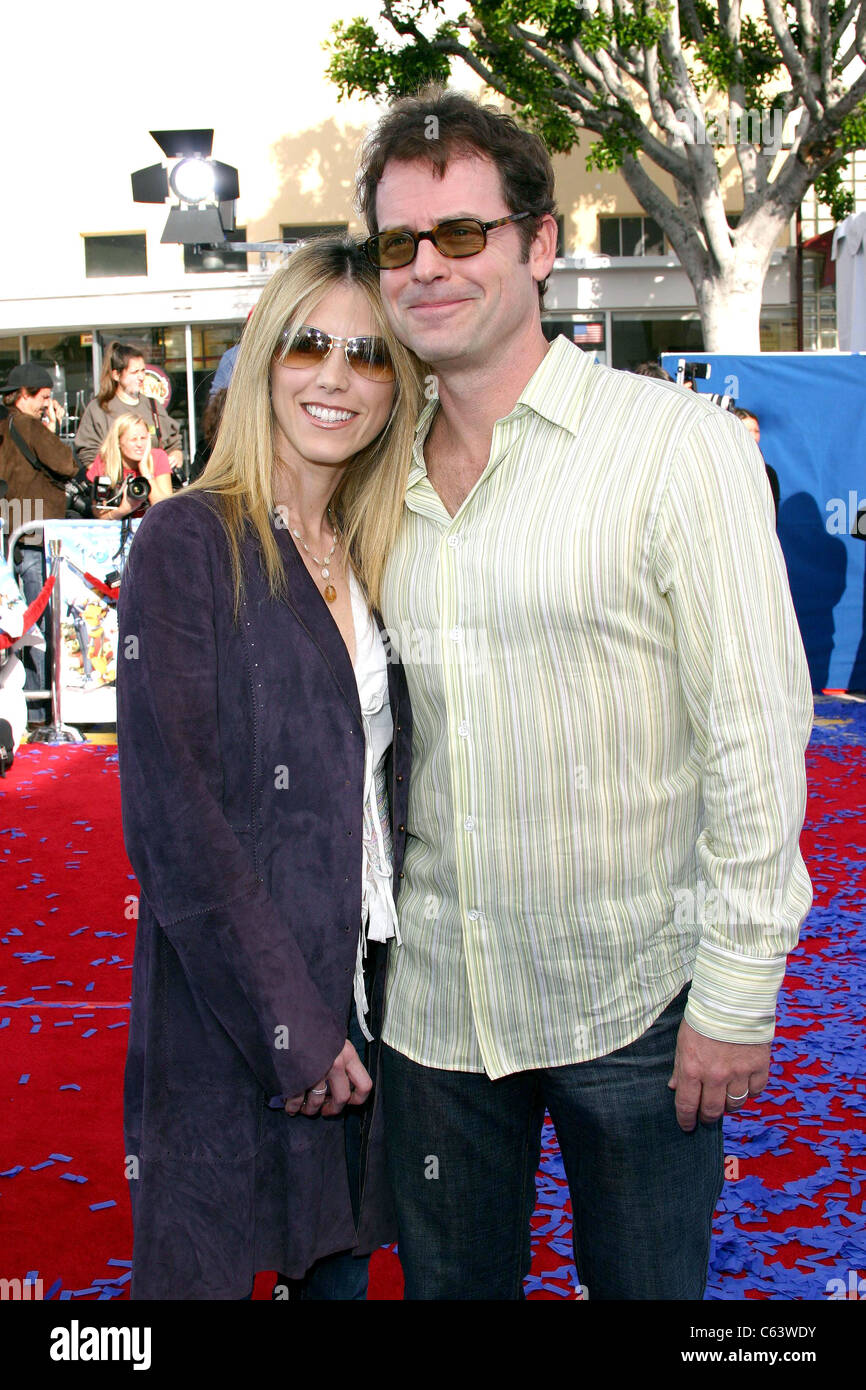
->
[732, 406, 759, 424]
[3, 386, 39, 408]
[357, 85, 558, 304]
[631, 362, 673, 381]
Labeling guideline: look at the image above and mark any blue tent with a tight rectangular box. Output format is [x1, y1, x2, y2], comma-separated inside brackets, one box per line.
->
[661, 352, 866, 692]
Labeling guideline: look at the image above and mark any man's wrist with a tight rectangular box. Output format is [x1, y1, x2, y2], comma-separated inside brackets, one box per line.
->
[685, 937, 787, 1044]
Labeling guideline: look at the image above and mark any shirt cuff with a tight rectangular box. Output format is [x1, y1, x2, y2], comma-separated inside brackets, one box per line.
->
[684, 937, 788, 1043]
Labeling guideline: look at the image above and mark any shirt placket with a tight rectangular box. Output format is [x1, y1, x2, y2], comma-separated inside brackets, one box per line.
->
[437, 423, 514, 1073]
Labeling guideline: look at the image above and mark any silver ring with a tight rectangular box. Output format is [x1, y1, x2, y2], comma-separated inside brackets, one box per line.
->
[726, 1089, 749, 1102]
[310, 1086, 328, 1095]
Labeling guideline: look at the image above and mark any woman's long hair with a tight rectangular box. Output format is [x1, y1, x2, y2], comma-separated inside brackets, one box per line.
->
[185, 237, 421, 615]
[97, 342, 143, 408]
[99, 413, 154, 486]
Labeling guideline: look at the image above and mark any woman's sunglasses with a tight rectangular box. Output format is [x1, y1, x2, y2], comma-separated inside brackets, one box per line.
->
[275, 325, 395, 382]
[363, 212, 533, 270]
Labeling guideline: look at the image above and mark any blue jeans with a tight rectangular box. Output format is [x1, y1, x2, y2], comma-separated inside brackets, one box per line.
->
[382, 984, 724, 1300]
[13, 545, 49, 722]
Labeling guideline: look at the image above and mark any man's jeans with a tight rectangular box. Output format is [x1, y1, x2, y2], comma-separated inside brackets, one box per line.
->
[14, 545, 49, 722]
[382, 984, 725, 1300]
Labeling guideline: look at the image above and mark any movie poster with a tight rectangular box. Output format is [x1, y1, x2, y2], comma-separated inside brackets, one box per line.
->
[40, 520, 141, 725]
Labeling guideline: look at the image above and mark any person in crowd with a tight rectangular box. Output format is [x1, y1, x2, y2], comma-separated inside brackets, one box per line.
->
[75, 342, 182, 473]
[87, 415, 174, 519]
[115, 236, 419, 1300]
[190, 388, 227, 482]
[733, 406, 779, 521]
[209, 308, 256, 397]
[0, 363, 77, 724]
[631, 360, 673, 381]
[358, 86, 813, 1301]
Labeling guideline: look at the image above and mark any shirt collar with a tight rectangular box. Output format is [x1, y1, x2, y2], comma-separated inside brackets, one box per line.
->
[513, 334, 590, 437]
[407, 335, 592, 488]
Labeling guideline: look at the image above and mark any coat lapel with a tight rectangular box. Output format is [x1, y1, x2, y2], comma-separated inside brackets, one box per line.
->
[376, 610, 402, 724]
[270, 521, 362, 728]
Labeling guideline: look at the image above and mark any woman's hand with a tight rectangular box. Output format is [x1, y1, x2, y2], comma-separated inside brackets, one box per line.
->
[283, 1040, 373, 1118]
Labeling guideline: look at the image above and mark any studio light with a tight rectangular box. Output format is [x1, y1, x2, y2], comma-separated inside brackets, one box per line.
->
[130, 129, 240, 246]
[169, 157, 216, 204]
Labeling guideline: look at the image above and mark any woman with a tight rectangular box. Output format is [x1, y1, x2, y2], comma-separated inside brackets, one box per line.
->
[87, 414, 174, 518]
[116, 237, 419, 1300]
[74, 341, 182, 472]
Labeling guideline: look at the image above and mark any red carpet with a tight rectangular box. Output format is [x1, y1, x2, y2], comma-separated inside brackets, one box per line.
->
[1, 701, 863, 1300]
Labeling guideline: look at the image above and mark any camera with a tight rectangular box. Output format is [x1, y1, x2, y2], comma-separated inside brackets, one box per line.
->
[66, 471, 93, 518]
[93, 474, 151, 509]
[676, 360, 711, 387]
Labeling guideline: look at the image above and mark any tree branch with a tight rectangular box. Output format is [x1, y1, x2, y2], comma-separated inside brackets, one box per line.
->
[763, 0, 825, 118]
[619, 152, 709, 278]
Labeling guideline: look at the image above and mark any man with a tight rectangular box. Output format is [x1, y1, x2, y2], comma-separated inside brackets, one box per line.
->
[732, 406, 780, 522]
[357, 88, 813, 1300]
[0, 363, 77, 724]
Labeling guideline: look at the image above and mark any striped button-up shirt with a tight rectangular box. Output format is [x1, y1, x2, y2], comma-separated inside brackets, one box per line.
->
[380, 336, 813, 1079]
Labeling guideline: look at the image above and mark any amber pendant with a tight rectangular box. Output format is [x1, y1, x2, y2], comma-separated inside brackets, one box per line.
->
[324, 584, 337, 603]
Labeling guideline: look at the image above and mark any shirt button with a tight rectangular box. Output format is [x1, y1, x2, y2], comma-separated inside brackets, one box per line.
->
[464, 816, 475, 832]
[396, 774, 404, 783]
[449, 627, 462, 642]
[468, 909, 480, 921]
[457, 721, 469, 738]
[447, 535, 460, 548]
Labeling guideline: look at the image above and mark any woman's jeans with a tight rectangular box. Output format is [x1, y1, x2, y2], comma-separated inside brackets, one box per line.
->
[382, 984, 725, 1300]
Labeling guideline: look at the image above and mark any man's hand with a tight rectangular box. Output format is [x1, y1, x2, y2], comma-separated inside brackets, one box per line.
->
[41, 399, 64, 433]
[668, 1019, 770, 1132]
[283, 1039, 373, 1119]
[321, 1039, 372, 1117]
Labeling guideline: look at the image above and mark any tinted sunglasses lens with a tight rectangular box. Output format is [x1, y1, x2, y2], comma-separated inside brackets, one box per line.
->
[346, 339, 395, 382]
[278, 328, 327, 368]
[368, 231, 415, 269]
[434, 219, 486, 257]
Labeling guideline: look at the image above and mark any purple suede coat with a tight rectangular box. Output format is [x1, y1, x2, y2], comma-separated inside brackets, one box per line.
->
[116, 490, 411, 1300]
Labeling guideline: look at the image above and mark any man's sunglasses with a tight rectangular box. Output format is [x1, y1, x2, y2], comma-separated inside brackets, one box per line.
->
[275, 325, 395, 382]
[363, 212, 534, 270]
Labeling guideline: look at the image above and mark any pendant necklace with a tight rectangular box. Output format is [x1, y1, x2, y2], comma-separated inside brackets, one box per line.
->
[291, 504, 339, 603]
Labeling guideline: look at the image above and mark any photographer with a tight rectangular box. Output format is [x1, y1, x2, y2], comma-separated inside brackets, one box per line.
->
[0, 363, 78, 725]
[86, 415, 173, 520]
[732, 406, 780, 523]
[75, 341, 182, 473]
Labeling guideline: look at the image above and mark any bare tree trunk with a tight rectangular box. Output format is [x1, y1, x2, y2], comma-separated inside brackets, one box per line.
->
[693, 251, 773, 352]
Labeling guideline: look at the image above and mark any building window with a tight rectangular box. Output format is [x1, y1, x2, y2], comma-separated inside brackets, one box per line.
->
[800, 148, 866, 238]
[281, 223, 349, 246]
[599, 216, 665, 256]
[611, 312, 703, 370]
[84, 234, 147, 278]
[184, 231, 248, 273]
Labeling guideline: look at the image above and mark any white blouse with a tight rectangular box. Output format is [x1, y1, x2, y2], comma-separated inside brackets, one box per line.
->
[348, 570, 400, 1040]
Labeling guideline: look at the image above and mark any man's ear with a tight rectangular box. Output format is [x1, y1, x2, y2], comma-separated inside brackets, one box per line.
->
[529, 213, 559, 283]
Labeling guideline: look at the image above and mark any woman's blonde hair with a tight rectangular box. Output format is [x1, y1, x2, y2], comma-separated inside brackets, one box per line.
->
[185, 236, 421, 615]
[99, 413, 153, 486]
